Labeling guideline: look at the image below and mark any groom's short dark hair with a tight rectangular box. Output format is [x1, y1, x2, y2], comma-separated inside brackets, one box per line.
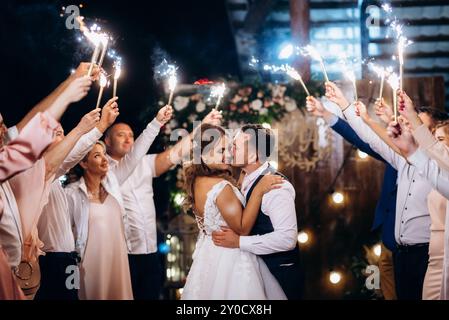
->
[241, 124, 275, 163]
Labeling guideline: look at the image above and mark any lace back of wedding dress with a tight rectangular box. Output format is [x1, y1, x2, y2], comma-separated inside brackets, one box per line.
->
[194, 180, 245, 236]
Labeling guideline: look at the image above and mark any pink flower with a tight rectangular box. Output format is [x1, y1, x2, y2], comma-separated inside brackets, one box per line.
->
[264, 98, 273, 108]
[238, 87, 252, 97]
[230, 104, 237, 111]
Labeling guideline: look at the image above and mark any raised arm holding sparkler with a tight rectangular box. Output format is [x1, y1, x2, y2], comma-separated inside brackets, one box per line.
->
[15, 63, 97, 131]
[325, 81, 402, 155]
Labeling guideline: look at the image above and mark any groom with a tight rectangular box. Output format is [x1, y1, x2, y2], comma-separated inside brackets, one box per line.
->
[212, 124, 304, 299]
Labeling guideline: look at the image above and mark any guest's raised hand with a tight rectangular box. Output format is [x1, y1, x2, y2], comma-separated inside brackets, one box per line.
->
[97, 97, 120, 133]
[306, 96, 326, 117]
[398, 91, 423, 129]
[386, 116, 418, 157]
[325, 81, 349, 109]
[76, 108, 101, 134]
[203, 109, 223, 126]
[70, 62, 101, 81]
[374, 98, 393, 124]
[61, 76, 92, 104]
[354, 101, 370, 122]
[157, 105, 174, 125]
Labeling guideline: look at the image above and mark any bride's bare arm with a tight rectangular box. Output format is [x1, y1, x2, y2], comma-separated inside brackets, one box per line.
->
[216, 175, 284, 236]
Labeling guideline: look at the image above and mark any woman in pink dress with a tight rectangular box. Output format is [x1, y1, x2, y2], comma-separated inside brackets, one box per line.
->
[66, 104, 172, 300]
[422, 121, 449, 300]
[0, 111, 57, 300]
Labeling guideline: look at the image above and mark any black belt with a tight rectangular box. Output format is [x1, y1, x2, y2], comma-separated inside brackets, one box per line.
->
[396, 243, 429, 253]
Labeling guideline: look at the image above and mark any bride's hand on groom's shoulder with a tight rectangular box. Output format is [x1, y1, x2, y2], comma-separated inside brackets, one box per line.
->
[254, 174, 284, 196]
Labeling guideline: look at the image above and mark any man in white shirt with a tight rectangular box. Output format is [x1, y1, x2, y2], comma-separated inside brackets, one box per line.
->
[212, 124, 302, 299]
[104, 109, 222, 300]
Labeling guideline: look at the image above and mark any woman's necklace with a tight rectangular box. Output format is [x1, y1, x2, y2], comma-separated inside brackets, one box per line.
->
[87, 184, 104, 201]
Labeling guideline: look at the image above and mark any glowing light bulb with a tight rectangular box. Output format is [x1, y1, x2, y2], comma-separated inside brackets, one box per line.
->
[329, 272, 342, 285]
[358, 150, 368, 159]
[373, 244, 382, 257]
[298, 232, 309, 244]
[332, 192, 344, 204]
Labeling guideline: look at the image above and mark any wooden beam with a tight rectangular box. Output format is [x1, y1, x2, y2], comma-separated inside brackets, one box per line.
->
[243, 0, 278, 34]
[290, 0, 311, 81]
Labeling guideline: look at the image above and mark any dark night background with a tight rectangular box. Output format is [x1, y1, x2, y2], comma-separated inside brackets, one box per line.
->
[0, 0, 240, 131]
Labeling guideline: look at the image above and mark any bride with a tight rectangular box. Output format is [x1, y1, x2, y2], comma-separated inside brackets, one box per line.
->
[181, 123, 287, 300]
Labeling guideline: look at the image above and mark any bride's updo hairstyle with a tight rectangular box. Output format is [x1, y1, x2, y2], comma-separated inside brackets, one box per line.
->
[183, 123, 235, 212]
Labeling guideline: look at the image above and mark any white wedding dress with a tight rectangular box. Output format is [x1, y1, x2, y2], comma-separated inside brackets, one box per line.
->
[181, 180, 287, 300]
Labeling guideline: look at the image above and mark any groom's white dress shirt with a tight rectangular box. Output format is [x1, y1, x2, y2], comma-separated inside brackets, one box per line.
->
[239, 162, 298, 255]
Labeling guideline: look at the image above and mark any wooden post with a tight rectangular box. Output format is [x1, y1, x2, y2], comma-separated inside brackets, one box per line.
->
[290, 0, 311, 81]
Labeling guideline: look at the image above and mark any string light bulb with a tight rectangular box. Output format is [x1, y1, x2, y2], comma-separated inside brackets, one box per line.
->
[332, 192, 345, 204]
[329, 271, 342, 285]
[373, 244, 382, 257]
[357, 150, 368, 159]
[298, 231, 309, 244]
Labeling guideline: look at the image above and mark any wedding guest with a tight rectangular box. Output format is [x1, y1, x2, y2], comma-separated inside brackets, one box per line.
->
[385, 116, 449, 299]
[36, 100, 118, 300]
[6, 74, 94, 275]
[325, 82, 446, 300]
[0, 67, 93, 287]
[0, 111, 58, 300]
[397, 92, 449, 173]
[103, 109, 222, 300]
[66, 105, 172, 300]
[306, 96, 398, 300]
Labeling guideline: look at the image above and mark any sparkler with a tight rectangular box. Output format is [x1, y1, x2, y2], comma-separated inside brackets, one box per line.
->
[97, 37, 109, 69]
[387, 72, 400, 122]
[211, 83, 226, 110]
[369, 63, 393, 100]
[154, 59, 178, 106]
[390, 20, 412, 92]
[96, 73, 108, 109]
[264, 64, 310, 96]
[338, 55, 358, 101]
[302, 45, 329, 82]
[113, 61, 122, 98]
[76, 17, 110, 77]
[167, 73, 178, 106]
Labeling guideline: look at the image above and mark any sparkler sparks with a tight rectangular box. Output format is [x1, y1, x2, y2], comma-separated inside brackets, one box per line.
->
[211, 83, 227, 110]
[301, 45, 329, 82]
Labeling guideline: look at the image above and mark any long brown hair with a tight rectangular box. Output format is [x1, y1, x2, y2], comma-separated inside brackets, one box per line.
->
[182, 123, 235, 212]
